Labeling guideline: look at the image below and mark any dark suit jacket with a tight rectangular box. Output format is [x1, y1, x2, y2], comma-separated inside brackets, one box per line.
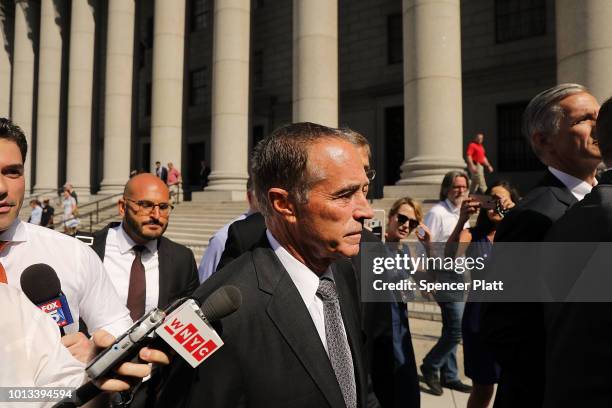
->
[158, 237, 368, 408]
[480, 170, 578, 408]
[216, 212, 266, 271]
[540, 170, 612, 408]
[157, 167, 168, 184]
[83, 222, 199, 309]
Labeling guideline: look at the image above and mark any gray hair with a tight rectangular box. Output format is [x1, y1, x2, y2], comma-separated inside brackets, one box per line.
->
[439, 170, 469, 201]
[251, 122, 353, 218]
[522, 83, 588, 157]
[339, 128, 371, 159]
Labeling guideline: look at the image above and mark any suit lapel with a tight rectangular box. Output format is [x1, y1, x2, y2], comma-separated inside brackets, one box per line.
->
[157, 238, 171, 308]
[541, 169, 579, 207]
[254, 248, 347, 408]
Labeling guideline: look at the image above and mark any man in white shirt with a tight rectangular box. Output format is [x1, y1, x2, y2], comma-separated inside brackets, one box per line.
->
[28, 199, 42, 225]
[1, 283, 170, 408]
[420, 170, 472, 395]
[481, 83, 601, 407]
[0, 118, 132, 364]
[159, 122, 374, 408]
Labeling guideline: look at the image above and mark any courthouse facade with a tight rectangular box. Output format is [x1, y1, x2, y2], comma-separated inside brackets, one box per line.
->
[0, 0, 611, 198]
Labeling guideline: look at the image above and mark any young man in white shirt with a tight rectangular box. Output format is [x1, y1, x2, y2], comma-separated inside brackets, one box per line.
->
[0, 118, 132, 364]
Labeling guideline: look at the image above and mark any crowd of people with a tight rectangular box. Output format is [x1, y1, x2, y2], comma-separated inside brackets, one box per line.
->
[3, 81, 611, 408]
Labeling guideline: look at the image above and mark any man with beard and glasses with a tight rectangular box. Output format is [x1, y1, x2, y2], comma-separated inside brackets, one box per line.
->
[78, 173, 199, 320]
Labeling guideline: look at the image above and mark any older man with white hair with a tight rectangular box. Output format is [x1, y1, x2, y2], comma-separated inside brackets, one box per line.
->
[481, 83, 600, 407]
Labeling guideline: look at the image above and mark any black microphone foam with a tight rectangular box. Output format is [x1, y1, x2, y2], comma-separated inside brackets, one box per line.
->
[201, 285, 242, 322]
[20, 263, 61, 304]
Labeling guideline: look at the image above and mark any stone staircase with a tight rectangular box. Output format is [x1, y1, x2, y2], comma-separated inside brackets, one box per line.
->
[163, 201, 248, 262]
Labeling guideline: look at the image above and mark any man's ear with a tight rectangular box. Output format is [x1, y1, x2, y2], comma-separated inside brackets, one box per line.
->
[118, 198, 126, 217]
[268, 188, 297, 222]
[531, 132, 551, 154]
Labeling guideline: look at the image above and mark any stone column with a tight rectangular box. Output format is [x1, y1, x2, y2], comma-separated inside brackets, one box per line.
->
[206, 0, 250, 194]
[292, 0, 338, 127]
[34, 0, 63, 193]
[0, 6, 11, 118]
[65, 0, 95, 197]
[556, 0, 612, 102]
[99, 0, 135, 194]
[389, 0, 465, 196]
[11, 0, 35, 192]
[150, 0, 185, 174]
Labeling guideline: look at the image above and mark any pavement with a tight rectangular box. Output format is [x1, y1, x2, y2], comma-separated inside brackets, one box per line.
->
[410, 317, 496, 408]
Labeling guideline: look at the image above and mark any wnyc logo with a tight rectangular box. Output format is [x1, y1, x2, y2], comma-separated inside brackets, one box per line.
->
[38, 298, 70, 327]
[156, 302, 224, 368]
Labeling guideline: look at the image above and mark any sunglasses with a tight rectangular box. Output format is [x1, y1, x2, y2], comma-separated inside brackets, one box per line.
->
[397, 214, 419, 230]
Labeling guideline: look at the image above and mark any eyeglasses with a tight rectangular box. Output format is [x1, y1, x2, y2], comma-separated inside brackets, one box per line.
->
[366, 169, 376, 181]
[396, 213, 419, 230]
[124, 198, 174, 215]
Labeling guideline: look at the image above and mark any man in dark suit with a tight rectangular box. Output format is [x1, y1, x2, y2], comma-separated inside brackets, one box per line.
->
[158, 122, 374, 408]
[79, 173, 199, 313]
[539, 95, 612, 407]
[154, 161, 168, 184]
[215, 131, 419, 408]
[480, 83, 600, 407]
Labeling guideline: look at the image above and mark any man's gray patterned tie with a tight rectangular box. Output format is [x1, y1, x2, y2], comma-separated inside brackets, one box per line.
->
[317, 277, 357, 408]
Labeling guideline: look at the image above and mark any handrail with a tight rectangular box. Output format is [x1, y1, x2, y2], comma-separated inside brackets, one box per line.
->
[77, 192, 124, 210]
[50, 193, 123, 232]
[48, 187, 185, 234]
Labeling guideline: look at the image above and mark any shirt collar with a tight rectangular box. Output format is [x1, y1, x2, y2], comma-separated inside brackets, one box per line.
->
[444, 199, 461, 214]
[548, 166, 597, 201]
[0, 219, 28, 243]
[266, 230, 332, 309]
[114, 222, 158, 255]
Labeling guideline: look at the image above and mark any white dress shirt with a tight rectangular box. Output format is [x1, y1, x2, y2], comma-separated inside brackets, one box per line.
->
[2, 220, 132, 338]
[198, 212, 249, 283]
[103, 223, 159, 314]
[1, 284, 85, 406]
[266, 230, 350, 355]
[548, 166, 597, 201]
[424, 199, 471, 243]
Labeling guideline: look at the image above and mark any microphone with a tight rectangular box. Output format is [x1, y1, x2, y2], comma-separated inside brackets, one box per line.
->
[52, 285, 242, 408]
[20, 263, 74, 335]
[156, 285, 242, 367]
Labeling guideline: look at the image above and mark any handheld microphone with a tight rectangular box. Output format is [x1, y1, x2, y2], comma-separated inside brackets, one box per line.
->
[20, 263, 74, 335]
[52, 285, 242, 408]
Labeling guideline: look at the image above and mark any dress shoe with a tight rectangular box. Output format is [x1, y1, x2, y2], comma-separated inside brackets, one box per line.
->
[441, 379, 473, 393]
[420, 365, 443, 396]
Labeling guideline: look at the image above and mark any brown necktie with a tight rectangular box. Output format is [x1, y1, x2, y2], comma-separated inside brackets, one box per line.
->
[127, 245, 146, 320]
[0, 241, 9, 284]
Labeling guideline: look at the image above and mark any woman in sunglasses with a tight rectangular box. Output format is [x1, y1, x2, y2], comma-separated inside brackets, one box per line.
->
[380, 197, 431, 407]
[386, 197, 431, 245]
[446, 180, 519, 408]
